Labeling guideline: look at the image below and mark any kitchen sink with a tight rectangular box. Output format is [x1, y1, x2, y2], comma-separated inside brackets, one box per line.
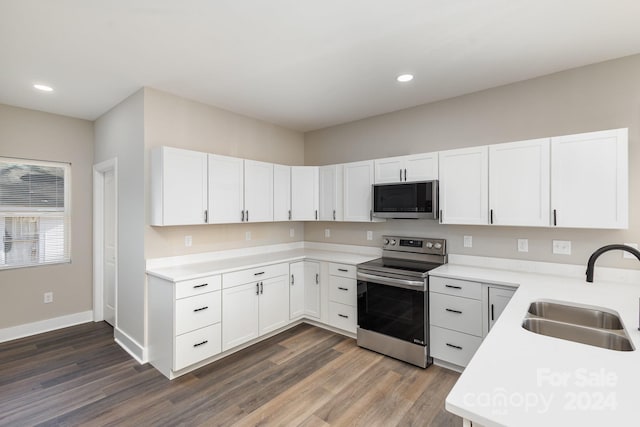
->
[527, 301, 623, 330]
[522, 300, 634, 351]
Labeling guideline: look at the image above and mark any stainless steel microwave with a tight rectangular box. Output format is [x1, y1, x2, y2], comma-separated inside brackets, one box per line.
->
[372, 180, 439, 219]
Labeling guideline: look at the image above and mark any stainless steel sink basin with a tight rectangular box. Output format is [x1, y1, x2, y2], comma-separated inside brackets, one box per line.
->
[522, 318, 633, 351]
[527, 301, 623, 330]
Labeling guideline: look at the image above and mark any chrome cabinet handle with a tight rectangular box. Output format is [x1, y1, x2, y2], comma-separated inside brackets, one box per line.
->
[446, 308, 462, 314]
[193, 306, 209, 312]
[446, 343, 462, 350]
[193, 340, 208, 347]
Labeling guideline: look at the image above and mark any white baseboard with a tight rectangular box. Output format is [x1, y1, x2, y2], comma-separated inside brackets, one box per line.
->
[0, 310, 94, 343]
[114, 327, 147, 364]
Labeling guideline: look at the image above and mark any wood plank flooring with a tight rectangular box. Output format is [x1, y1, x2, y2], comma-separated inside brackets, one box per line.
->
[0, 322, 462, 426]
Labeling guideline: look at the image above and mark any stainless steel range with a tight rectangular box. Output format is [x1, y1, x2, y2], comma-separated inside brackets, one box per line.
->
[356, 235, 447, 368]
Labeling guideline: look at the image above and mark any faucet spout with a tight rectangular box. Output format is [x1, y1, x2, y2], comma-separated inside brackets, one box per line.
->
[586, 244, 640, 282]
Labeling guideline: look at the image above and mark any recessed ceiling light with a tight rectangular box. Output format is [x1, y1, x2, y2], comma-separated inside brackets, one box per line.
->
[397, 74, 414, 83]
[33, 84, 54, 92]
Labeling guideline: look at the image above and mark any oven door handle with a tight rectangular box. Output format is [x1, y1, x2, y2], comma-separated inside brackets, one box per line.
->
[357, 272, 426, 291]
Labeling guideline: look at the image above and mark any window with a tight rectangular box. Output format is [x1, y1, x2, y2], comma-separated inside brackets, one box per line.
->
[0, 157, 71, 269]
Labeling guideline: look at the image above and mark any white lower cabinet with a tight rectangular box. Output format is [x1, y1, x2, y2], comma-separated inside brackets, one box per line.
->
[221, 282, 260, 351]
[175, 324, 222, 371]
[327, 262, 357, 333]
[430, 326, 483, 368]
[289, 260, 321, 320]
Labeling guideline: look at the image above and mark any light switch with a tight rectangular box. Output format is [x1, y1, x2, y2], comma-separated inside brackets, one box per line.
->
[517, 239, 528, 252]
[464, 236, 472, 248]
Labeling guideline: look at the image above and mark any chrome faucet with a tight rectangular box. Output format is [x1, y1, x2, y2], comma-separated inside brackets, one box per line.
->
[586, 244, 640, 282]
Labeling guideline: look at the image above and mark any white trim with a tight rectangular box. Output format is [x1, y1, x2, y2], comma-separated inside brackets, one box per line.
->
[93, 158, 118, 325]
[0, 310, 93, 343]
[114, 327, 147, 364]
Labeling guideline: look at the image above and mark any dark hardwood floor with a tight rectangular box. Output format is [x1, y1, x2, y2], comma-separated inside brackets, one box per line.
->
[0, 322, 462, 426]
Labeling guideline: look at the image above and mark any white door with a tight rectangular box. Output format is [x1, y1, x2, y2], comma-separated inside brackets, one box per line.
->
[551, 128, 628, 229]
[208, 154, 244, 223]
[222, 282, 259, 351]
[273, 164, 291, 221]
[244, 160, 274, 222]
[405, 152, 438, 182]
[374, 156, 404, 183]
[259, 275, 290, 335]
[289, 262, 305, 319]
[488, 287, 515, 331]
[489, 139, 550, 226]
[343, 160, 375, 222]
[103, 169, 116, 326]
[438, 146, 489, 225]
[304, 261, 321, 319]
[291, 166, 319, 221]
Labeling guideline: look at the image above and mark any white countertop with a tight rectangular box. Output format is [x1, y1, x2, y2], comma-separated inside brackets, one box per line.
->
[431, 263, 640, 427]
[146, 247, 378, 282]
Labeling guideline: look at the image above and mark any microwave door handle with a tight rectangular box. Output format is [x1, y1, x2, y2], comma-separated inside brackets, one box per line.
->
[357, 272, 426, 291]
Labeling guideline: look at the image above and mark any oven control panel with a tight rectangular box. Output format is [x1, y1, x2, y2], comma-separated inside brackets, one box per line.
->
[382, 235, 446, 255]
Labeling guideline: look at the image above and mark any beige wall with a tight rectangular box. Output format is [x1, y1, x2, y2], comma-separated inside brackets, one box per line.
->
[304, 54, 640, 269]
[143, 88, 305, 259]
[0, 104, 93, 328]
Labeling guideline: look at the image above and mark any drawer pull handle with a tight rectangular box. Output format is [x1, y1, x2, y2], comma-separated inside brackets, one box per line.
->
[446, 343, 463, 350]
[445, 308, 462, 314]
[193, 306, 209, 312]
[338, 268, 349, 272]
[338, 287, 349, 291]
[338, 314, 349, 319]
[254, 271, 265, 276]
[193, 283, 208, 289]
[445, 284, 462, 290]
[193, 340, 208, 348]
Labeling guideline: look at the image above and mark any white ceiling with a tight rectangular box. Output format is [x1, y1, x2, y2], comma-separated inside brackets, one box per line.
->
[2, 0, 640, 132]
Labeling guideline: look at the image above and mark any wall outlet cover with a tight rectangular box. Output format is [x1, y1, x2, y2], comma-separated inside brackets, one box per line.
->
[44, 292, 53, 304]
[324, 229, 331, 238]
[366, 231, 373, 241]
[289, 228, 295, 238]
[623, 243, 639, 259]
[463, 235, 473, 248]
[552, 240, 571, 255]
[517, 239, 528, 252]
[184, 235, 192, 247]
[245, 231, 251, 241]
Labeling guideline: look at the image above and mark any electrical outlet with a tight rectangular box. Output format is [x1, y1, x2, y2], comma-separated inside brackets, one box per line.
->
[245, 231, 251, 241]
[552, 240, 571, 255]
[464, 235, 473, 248]
[44, 292, 53, 304]
[325, 229, 331, 238]
[623, 243, 639, 259]
[366, 231, 373, 241]
[517, 239, 529, 252]
[289, 228, 295, 238]
[184, 235, 192, 247]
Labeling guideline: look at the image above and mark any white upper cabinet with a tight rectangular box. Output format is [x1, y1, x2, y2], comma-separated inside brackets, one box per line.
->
[374, 153, 438, 183]
[551, 128, 628, 229]
[151, 147, 208, 226]
[439, 146, 489, 225]
[208, 154, 245, 224]
[291, 166, 319, 221]
[489, 138, 550, 227]
[343, 160, 378, 222]
[273, 164, 291, 221]
[244, 160, 274, 222]
[319, 164, 343, 221]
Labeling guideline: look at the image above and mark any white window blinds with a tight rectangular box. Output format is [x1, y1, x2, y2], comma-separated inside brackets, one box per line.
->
[0, 157, 71, 269]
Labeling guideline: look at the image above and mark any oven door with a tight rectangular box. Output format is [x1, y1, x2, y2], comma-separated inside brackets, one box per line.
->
[357, 272, 427, 346]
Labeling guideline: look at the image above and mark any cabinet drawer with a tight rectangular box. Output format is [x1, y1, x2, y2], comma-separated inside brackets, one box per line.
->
[329, 263, 356, 279]
[222, 263, 289, 288]
[175, 291, 221, 336]
[328, 302, 356, 333]
[429, 292, 482, 336]
[430, 325, 482, 367]
[174, 324, 222, 371]
[175, 275, 221, 299]
[329, 276, 356, 306]
[429, 276, 481, 300]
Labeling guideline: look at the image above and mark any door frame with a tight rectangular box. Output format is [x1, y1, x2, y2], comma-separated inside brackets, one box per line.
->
[93, 158, 118, 324]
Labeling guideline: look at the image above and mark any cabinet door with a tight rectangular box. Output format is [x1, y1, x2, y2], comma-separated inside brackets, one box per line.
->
[551, 128, 628, 229]
[273, 164, 291, 221]
[244, 160, 274, 222]
[259, 275, 290, 335]
[374, 156, 404, 183]
[438, 147, 488, 225]
[489, 139, 550, 226]
[488, 287, 515, 331]
[151, 147, 208, 226]
[291, 166, 319, 220]
[343, 160, 377, 222]
[405, 152, 438, 182]
[222, 282, 259, 351]
[319, 165, 343, 221]
[208, 154, 244, 224]
[304, 261, 321, 319]
[289, 262, 305, 319]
